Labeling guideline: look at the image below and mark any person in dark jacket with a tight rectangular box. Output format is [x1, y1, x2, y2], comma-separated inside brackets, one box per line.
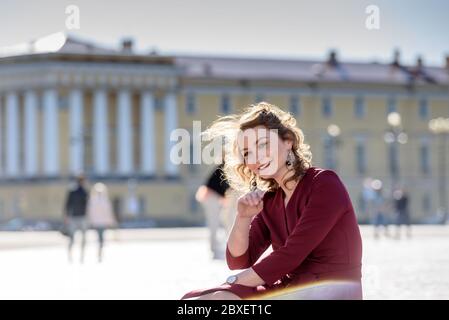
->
[196, 162, 230, 259]
[64, 174, 89, 263]
[393, 187, 411, 239]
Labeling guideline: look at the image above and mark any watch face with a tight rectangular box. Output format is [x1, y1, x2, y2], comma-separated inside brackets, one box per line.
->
[227, 275, 237, 284]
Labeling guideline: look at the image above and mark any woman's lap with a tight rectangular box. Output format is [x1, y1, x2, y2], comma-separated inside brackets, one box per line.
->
[181, 280, 362, 300]
[181, 282, 282, 300]
[261, 281, 363, 300]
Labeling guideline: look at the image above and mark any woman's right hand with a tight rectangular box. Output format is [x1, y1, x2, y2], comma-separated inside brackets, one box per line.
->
[237, 189, 265, 219]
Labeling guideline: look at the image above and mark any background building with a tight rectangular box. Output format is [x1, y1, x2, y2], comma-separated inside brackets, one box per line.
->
[0, 33, 448, 226]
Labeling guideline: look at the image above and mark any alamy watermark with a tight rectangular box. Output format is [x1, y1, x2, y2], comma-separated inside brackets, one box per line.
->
[365, 5, 380, 30]
[169, 121, 280, 175]
[65, 5, 81, 30]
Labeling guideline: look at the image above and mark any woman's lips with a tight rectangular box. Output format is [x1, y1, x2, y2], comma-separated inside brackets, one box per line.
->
[259, 161, 271, 171]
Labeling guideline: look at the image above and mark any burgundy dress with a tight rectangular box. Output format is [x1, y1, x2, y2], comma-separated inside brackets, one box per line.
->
[181, 167, 363, 300]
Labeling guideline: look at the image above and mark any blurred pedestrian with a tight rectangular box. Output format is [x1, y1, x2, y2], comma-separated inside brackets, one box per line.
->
[370, 179, 390, 239]
[196, 162, 230, 259]
[393, 187, 411, 239]
[87, 183, 117, 262]
[221, 188, 240, 237]
[64, 174, 89, 263]
[362, 177, 376, 223]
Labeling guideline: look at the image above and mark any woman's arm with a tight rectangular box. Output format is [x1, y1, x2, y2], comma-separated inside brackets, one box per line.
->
[234, 267, 266, 286]
[226, 209, 271, 270]
[251, 171, 350, 286]
[227, 215, 251, 257]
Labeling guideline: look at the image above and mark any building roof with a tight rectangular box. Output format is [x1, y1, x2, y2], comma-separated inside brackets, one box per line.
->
[0, 32, 173, 65]
[1, 33, 448, 85]
[0, 32, 118, 57]
[174, 55, 449, 85]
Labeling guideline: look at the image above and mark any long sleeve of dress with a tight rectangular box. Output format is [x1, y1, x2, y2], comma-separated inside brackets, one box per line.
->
[225, 210, 271, 270]
[251, 171, 350, 285]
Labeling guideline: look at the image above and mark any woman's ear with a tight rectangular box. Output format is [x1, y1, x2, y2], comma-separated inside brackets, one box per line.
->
[284, 138, 293, 150]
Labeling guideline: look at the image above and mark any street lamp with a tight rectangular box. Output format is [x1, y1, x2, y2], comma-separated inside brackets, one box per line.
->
[428, 117, 449, 224]
[384, 112, 408, 194]
[326, 124, 341, 171]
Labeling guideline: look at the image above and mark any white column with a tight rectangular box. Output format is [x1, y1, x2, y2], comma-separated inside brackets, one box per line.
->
[164, 92, 178, 176]
[117, 89, 133, 175]
[93, 89, 109, 175]
[6, 92, 19, 177]
[43, 89, 59, 176]
[24, 90, 38, 176]
[69, 89, 84, 174]
[140, 91, 156, 175]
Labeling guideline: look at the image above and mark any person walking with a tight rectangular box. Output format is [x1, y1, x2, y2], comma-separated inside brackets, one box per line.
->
[196, 162, 230, 259]
[370, 180, 390, 239]
[64, 174, 89, 263]
[86, 183, 117, 263]
[393, 187, 411, 239]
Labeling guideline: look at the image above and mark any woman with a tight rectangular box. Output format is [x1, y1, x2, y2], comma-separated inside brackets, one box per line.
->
[87, 182, 117, 263]
[181, 102, 363, 300]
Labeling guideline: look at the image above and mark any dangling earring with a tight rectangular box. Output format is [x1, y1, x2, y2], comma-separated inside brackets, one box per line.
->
[286, 150, 295, 169]
[250, 176, 257, 191]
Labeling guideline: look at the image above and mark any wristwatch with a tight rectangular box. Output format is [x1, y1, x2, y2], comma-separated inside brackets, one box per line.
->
[226, 275, 238, 285]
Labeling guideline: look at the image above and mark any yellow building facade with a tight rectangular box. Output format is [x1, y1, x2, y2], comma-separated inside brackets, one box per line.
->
[0, 33, 448, 226]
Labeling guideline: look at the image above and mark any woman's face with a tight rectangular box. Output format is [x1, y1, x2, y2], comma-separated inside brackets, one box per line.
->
[237, 125, 292, 180]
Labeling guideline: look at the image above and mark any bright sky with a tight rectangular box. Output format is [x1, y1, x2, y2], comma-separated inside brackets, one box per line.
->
[1, 0, 448, 66]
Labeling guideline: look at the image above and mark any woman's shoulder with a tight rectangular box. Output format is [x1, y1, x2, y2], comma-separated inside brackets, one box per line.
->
[305, 167, 346, 191]
[308, 166, 340, 180]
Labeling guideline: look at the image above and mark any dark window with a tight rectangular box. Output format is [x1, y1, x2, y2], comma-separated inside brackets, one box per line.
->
[387, 97, 396, 114]
[190, 192, 199, 213]
[322, 96, 332, 118]
[354, 96, 365, 119]
[154, 96, 163, 111]
[289, 95, 300, 116]
[186, 92, 196, 114]
[59, 95, 69, 109]
[323, 136, 336, 169]
[419, 98, 429, 119]
[420, 143, 430, 175]
[221, 94, 231, 114]
[422, 194, 431, 212]
[356, 142, 367, 174]
[138, 196, 146, 217]
[358, 194, 367, 214]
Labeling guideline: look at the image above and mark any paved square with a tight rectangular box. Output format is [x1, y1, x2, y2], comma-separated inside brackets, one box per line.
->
[0, 225, 448, 299]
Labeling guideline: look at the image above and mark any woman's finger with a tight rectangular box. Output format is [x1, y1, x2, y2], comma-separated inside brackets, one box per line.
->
[245, 195, 255, 207]
[249, 193, 259, 206]
[254, 191, 263, 202]
[245, 195, 254, 206]
[240, 196, 249, 206]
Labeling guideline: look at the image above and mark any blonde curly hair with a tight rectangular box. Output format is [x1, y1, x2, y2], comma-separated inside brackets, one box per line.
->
[201, 102, 312, 194]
